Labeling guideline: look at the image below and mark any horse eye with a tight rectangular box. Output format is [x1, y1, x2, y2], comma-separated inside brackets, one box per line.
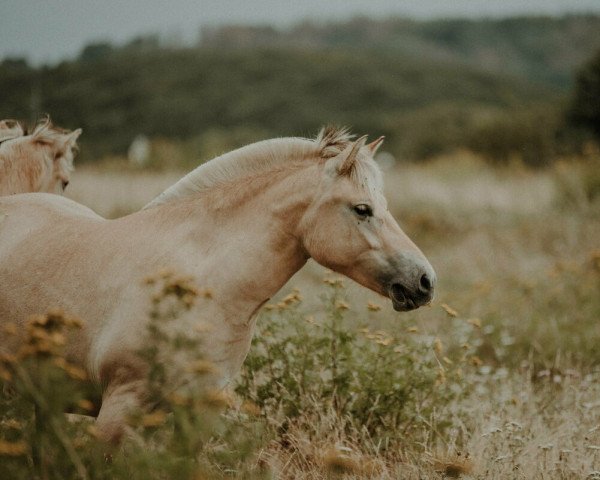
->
[353, 204, 373, 217]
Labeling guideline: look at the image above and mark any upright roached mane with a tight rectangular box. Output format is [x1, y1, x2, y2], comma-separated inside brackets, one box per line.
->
[144, 126, 364, 208]
[0, 126, 435, 444]
[0, 117, 81, 196]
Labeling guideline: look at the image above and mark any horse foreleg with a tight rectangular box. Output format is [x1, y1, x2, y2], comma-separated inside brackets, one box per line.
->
[95, 378, 148, 444]
[94, 353, 150, 444]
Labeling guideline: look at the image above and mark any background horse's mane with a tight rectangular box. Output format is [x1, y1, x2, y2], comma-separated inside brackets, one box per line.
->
[0, 117, 77, 149]
[144, 126, 355, 209]
[30, 117, 78, 152]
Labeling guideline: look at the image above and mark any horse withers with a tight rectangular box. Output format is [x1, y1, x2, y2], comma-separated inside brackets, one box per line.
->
[0, 127, 435, 443]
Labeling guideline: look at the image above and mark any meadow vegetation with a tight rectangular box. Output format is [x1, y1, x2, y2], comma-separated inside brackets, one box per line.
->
[2, 150, 599, 478]
[2, 13, 600, 478]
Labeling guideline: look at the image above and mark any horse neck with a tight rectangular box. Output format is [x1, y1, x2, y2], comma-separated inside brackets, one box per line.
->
[142, 166, 317, 305]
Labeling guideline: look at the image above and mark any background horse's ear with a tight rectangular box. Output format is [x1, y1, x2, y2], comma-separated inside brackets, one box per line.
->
[63, 129, 82, 150]
[54, 129, 82, 163]
[367, 136, 385, 155]
[337, 135, 367, 176]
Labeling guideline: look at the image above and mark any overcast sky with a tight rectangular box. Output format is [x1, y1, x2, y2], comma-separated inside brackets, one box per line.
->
[1, 0, 600, 65]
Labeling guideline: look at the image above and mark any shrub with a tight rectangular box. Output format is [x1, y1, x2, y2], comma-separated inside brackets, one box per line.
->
[236, 278, 472, 448]
[466, 107, 561, 167]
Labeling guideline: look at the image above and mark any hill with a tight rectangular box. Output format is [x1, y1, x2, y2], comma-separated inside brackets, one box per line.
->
[4, 15, 597, 162]
[202, 15, 600, 88]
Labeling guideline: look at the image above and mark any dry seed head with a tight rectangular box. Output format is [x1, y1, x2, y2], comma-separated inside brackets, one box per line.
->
[436, 367, 447, 385]
[281, 290, 302, 305]
[141, 410, 168, 427]
[467, 318, 482, 328]
[0, 439, 28, 456]
[469, 356, 483, 367]
[441, 303, 458, 317]
[434, 337, 443, 355]
[52, 357, 88, 380]
[367, 301, 381, 312]
[322, 448, 360, 475]
[1, 364, 15, 381]
[323, 277, 344, 288]
[20, 312, 77, 358]
[77, 399, 95, 412]
[203, 389, 233, 409]
[1, 419, 22, 430]
[187, 359, 218, 375]
[241, 400, 261, 416]
[433, 454, 474, 478]
[157, 268, 175, 279]
[335, 300, 350, 310]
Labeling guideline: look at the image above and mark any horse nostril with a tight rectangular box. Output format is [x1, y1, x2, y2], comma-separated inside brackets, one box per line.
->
[419, 273, 432, 293]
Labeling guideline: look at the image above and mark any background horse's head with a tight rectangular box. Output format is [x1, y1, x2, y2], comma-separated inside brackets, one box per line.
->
[299, 128, 436, 311]
[0, 118, 81, 195]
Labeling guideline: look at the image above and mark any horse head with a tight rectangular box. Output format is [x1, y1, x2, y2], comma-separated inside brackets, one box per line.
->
[299, 132, 436, 311]
[30, 119, 82, 193]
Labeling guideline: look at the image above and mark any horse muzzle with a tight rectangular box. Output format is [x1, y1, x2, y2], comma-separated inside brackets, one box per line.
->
[388, 271, 435, 312]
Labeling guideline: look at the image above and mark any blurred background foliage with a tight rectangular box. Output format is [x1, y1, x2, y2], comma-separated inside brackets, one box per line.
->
[1, 14, 600, 167]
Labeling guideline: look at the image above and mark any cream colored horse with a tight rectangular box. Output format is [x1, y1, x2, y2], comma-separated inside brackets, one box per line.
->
[0, 127, 435, 443]
[0, 118, 81, 195]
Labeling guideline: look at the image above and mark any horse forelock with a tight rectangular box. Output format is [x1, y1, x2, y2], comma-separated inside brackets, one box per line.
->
[316, 125, 355, 158]
[32, 118, 69, 146]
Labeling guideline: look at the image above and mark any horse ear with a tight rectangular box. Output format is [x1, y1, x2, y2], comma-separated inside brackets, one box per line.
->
[65, 129, 82, 147]
[337, 135, 368, 176]
[367, 136, 384, 155]
[54, 129, 82, 163]
[68, 128, 82, 145]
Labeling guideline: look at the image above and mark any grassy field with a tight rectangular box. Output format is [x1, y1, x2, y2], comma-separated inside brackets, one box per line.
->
[2, 152, 600, 479]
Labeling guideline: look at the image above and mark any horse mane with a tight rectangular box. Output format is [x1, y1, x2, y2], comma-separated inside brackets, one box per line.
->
[30, 118, 78, 152]
[144, 126, 356, 209]
[0, 117, 78, 150]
